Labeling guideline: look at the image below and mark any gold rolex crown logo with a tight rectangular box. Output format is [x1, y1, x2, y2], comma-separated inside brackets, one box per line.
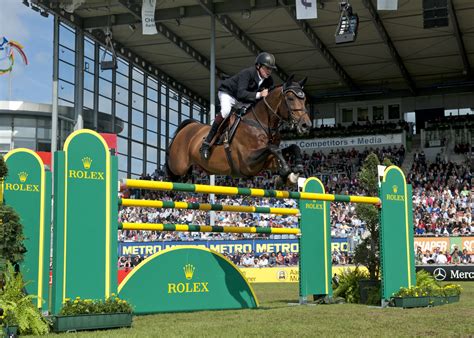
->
[18, 172, 28, 182]
[82, 157, 92, 170]
[392, 185, 398, 193]
[183, 264, 195, 280]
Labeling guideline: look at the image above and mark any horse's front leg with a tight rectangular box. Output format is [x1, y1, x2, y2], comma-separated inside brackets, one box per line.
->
[268, 145, 299, 185]
[281, 144, 304, 175]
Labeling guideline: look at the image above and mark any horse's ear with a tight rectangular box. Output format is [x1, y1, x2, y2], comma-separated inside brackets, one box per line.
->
[298, 77, 308, 88]
[286, 74, 295, 85]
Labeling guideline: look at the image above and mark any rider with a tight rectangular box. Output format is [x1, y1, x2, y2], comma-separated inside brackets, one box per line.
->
[200, 52, 277, 160]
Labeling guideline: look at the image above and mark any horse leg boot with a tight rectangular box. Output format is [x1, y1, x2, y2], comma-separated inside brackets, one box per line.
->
[282, 144, 304, 175]
[268, 146, 292, 182]
[200, 114, 224, 160]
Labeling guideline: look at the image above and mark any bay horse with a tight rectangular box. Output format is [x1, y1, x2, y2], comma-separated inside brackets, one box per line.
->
[165, 75, 312, 184]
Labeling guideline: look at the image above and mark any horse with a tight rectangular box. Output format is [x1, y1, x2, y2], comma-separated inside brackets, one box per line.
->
[165, 75, 312, 184]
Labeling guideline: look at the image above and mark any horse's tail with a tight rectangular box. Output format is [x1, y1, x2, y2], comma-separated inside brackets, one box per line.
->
[164, 119, 200, 181]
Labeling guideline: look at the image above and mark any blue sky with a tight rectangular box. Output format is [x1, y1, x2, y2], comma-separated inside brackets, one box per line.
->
[0, 0, 53, 104]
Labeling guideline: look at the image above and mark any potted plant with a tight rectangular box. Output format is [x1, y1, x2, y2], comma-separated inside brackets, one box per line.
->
[0, 263, 49, 335]
[52, 294, 133, 332]
[352, 153, 392, 304]
[391, 286, 430, 308]
[443, 284, 462, 303]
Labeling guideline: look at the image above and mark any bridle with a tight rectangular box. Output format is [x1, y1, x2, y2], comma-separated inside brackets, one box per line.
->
[262, 84, 307, 129]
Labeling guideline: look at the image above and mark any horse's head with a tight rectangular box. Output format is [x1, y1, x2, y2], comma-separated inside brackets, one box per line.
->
[280, 75, 312, 135]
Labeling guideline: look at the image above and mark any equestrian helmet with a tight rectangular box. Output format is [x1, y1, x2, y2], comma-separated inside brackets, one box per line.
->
[255, 52, 277, 69]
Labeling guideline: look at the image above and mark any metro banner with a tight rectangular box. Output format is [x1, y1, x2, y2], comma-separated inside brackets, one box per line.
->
[118, 238, 349, 257]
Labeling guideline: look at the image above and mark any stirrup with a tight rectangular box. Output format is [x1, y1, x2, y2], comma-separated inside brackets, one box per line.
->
[200, 142, 211, 160]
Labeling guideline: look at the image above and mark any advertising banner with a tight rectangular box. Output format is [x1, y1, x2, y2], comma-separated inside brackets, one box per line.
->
[416, 265, 474, 281]
[280, 134, 402, 151]
[118, 238, 349, 257]
[414, 237, 473, 254]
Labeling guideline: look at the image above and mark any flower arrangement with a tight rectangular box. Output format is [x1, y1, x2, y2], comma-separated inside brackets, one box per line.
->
[392, 284, 462, 298]
[442, 284, 462, 297]
[59, 294, 133, 316]
[393, 286, 428, 298]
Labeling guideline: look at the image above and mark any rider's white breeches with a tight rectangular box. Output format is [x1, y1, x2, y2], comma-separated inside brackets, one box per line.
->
[218, 91, 236, 119]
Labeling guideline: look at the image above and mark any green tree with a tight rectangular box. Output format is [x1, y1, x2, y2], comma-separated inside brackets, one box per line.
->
[353, 153, 392, 280]
[0, 156, 26, 264]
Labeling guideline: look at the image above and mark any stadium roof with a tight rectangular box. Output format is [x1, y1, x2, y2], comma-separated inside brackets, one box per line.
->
[36, 0, 474, 105]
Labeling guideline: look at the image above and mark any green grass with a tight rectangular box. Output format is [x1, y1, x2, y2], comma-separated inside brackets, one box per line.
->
[40, 282, 473, 337]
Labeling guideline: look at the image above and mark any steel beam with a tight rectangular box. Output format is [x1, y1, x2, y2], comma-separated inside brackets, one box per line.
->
[279, 0, 356, 90]
[448, 0, 471, 78]
[83, 0, 291, 29]
[362, 0, 416, 94]
[118, 0, 227, 79]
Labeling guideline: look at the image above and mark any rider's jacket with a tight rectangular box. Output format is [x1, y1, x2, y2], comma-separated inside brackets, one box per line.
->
[219, 66, 274, 103]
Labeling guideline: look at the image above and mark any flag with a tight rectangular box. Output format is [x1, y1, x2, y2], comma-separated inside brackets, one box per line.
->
[142, 0, 157, 35]
[296, 0, 317, 20]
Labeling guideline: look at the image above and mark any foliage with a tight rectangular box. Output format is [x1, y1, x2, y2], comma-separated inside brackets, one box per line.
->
[0, 262, 49, 335]
[0, 205, 26, 264]
[443, 284, 462, 297]
[353, 154, 392, 280]
[333, 268, 369, 304]
[392, 271, 462, 298]
[0, 156, 7, 180]
[59, 294, 133, 316]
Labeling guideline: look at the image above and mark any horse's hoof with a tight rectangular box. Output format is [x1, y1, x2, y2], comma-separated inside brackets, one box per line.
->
[287, 172, 299, 185]
[295, 164, 304, 174]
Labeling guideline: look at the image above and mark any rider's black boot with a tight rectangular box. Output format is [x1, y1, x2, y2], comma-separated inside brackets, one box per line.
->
[200, 115, 223, 160]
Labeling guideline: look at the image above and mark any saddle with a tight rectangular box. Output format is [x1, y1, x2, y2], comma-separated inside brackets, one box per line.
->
[208, 103, 250, 176]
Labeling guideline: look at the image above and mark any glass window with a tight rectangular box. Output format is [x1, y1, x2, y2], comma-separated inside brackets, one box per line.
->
[99, 78, 112, 98]
[13, 118, 35, 138]
[117, 137, 128, 155]
[84, 90, 94, 109]
[388, 104, 400, 120]
[147, 162, 157, 176]
[13, 139, 35, 150]
[116, 86, 128, 105]
[341, 108, 353, 123]
[37, 119, 51, 139]
[161, 135, 167, 148]
[147, 87, 158, 102]
[147, 115, 157, 131]
[59, 46, 75, 65]
[132, 80, 144, 95]
[147, 131, 157, 147]
[116, 103, 129, 122]
[169, 123, 177, 138]
[118, 154, 128, 171]
[147, 146, 157, 162]
[132, 125, 144, 142]
[84, 71, 94, 91]
[169, 95, 179, 111]
[131, 141, 143, 157]
[59, 23, 75, 50]
[132, 109, 143, 127]
[147, 100, 157, 117]
[160, 150, 166, 167]
[131, 157, 143, 175]
[98, 96, 112, 115]
[59, 61, 75, 83]
[373, 105, 384, 121]
[117, 58, 129, 76]
[59, 80, 75, 103]
[181, 98, 190, 117]
[84, 38, 95, 59]
[118, 170, 127, 180]
[84, 59, 94, 73]
[357, 107, 368, 122]
[169, 110, 179, 125]
[132, 93, 143, 110]
[116, 73, 129, 89]
[132, 68, 144, 83]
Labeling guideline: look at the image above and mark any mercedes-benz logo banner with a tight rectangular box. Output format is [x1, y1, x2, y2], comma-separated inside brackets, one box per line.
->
[416, 265, 474, 281]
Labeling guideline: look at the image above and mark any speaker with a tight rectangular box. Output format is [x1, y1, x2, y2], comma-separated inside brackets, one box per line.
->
[423, 0, 448, 29]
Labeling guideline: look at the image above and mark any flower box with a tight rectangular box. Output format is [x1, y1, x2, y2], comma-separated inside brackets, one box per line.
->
[2, 325, 18, 336]
[391, 296, 430, 308]
[445, 295, 460, 304]
[52, 313, 132, 332]
[428, 296, 446, 307]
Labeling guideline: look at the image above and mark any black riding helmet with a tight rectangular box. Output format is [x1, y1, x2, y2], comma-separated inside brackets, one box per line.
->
[255, 52, 277, 69]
